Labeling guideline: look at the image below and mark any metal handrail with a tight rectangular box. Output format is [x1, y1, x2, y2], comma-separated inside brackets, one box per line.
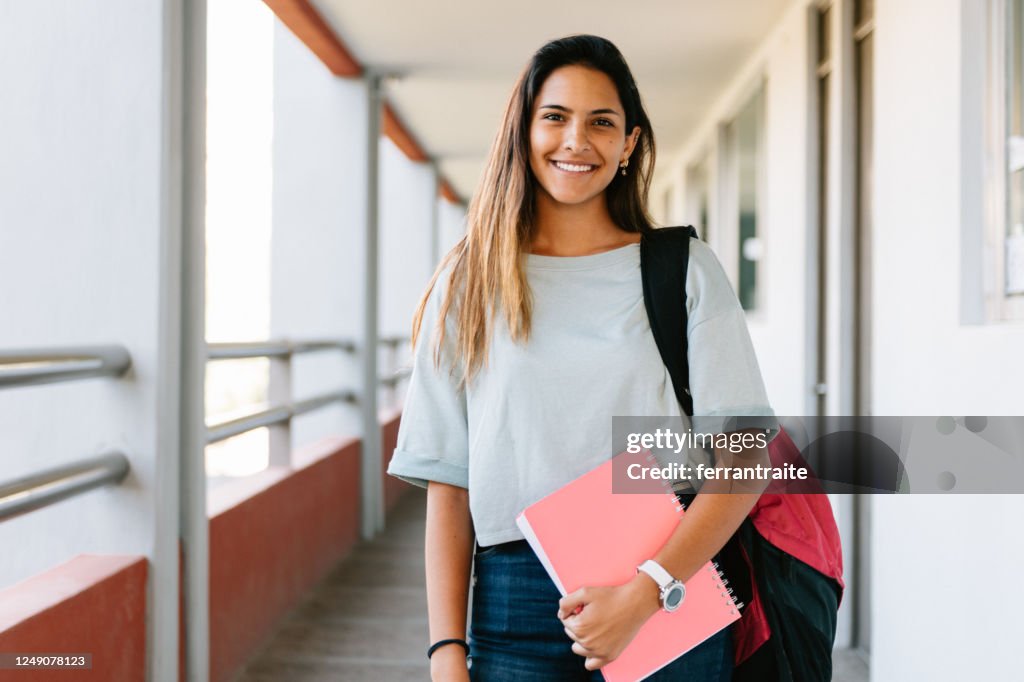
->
[206, 390, 358, 444]
[0, 452, 130, 522]
[379, 367, 412, 388]
[0, 346, 131, 389]
[207, 339, 355, 360]
[378, 336, 408, 347]
[203, 337, 411, 445]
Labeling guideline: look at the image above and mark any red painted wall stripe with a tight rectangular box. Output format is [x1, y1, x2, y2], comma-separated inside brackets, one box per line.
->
[0, 555, 147, 681]
[381, 409, 410, 513]
[207, 436, 362, 682]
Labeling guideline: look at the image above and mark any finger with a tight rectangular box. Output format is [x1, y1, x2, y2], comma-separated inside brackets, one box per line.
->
[585, 656, 606, 671]
[560, 611, 583, 636]
[558, 589, 587, 619]
[558, 604, 585, 622]
[571, 641, 591, 658]
[563, 625, 580, 643]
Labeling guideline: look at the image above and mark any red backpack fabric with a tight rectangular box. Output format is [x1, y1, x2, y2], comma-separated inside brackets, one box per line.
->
[754, 429, 845, 587]
[733, 427, 845, 664]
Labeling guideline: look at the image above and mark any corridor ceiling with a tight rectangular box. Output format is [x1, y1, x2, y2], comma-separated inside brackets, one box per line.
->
[311, 0, 793, 202]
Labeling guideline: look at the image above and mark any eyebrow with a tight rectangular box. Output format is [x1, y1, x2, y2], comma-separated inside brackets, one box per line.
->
[538, 104, 622, 116]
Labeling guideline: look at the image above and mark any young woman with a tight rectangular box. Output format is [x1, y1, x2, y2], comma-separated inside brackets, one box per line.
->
[387, 35, 777, 682]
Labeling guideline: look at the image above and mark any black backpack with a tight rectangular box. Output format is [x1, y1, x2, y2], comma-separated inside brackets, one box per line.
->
[639, 225, 841, 682]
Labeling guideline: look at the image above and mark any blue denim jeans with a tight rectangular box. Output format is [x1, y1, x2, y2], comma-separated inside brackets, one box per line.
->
[468, 540, 733, 681]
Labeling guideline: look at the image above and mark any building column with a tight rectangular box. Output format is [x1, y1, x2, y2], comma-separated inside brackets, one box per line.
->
[175, 0, 210, 679]
[361, 74, 384, 539]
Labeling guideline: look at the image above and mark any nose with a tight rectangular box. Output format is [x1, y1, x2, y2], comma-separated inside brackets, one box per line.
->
[563, 119, 591, 153]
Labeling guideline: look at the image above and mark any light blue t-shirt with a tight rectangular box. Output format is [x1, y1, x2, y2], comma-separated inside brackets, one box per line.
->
[387, 240, 776, 546]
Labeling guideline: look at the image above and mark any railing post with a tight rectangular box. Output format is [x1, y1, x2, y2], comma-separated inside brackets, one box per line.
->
[383, 339, 397, 409]
[361, 73, 384, 539]
[177, 0, 209, 680]
[268, 349, 293, 467]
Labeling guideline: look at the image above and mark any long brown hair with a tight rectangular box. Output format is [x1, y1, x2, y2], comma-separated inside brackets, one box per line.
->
[412, 35, 657, 388]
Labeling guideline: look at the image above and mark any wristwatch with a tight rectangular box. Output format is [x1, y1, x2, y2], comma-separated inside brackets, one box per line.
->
[636, 559, 686, 613]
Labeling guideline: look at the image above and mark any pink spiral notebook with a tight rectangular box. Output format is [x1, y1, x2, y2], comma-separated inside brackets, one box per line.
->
[515, 448, 742, 682]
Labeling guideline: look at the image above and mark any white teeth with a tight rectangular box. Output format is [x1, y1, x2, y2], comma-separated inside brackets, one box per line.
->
[553, 161, 595, 173]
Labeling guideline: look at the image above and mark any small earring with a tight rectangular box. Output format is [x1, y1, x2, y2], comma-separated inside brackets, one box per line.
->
[619, 159, 629, 176]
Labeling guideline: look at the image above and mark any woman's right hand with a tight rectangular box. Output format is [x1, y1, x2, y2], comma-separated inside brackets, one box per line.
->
[430, 645, 471, 681]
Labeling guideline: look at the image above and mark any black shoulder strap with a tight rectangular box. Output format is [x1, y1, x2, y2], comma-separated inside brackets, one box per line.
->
[639, 225, 698, 417]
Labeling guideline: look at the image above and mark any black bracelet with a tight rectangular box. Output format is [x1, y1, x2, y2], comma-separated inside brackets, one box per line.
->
[427, 638, 470, 659]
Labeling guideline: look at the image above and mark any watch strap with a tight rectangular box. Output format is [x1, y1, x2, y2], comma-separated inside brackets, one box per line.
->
[637, 559, 676, 588]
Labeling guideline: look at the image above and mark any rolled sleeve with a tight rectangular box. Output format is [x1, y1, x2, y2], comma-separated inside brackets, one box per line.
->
[387, 447, 468, 489]
[386, 270, 470, 489]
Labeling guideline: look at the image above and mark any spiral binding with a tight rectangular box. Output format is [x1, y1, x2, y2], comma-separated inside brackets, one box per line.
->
[642, 451, 743, 615]
[643, 451, 691, 513]
[707, 561, 744, 615]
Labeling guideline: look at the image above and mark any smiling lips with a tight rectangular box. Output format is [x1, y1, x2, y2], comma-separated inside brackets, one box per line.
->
[551, 160, 598, 174]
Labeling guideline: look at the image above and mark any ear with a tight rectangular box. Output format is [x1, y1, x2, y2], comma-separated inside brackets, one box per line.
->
[622, 126, 642, 161]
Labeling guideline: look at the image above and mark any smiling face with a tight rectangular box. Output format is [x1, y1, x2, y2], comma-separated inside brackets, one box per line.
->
[529, 65, 641, 209]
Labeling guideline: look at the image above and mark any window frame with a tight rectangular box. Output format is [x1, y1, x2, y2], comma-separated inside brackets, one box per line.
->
[722, 82, 767, 313]
[685, 152, 712, 243]
[985, 0, 1024, 321]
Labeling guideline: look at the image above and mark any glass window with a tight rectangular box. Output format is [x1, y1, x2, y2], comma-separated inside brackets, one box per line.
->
[728, 87, 765, 311]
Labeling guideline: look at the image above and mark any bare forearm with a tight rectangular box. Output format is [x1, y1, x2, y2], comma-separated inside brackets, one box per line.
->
[424, 481, 474, 674]
[654, 483, 761, 583]
[630, 441, 770, 610]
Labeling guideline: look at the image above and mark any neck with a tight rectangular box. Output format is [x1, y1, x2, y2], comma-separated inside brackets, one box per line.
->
[530, 190, 638, 256]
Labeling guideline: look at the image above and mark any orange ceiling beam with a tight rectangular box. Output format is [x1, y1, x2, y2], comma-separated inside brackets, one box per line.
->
[263, 0, 361, 77]
[381, 104, 429, 163]
[439, 180, 461, 205]
[263, 0, 464, 204]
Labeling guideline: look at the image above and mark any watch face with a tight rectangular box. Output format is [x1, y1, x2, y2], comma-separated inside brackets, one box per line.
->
[663, 583, 685, 612]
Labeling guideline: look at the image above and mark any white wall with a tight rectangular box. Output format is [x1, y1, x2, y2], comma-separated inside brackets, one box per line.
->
[378, 138, 437, 407]
[751, 7, 816, 418]
[0, 0, 169, 587]
[379, 137, 436, 340]
[270, 21, 368, 449]
[869, 0, 1024, 679]
[438, 197, 467, 257]
[871, 1, 1024, 414]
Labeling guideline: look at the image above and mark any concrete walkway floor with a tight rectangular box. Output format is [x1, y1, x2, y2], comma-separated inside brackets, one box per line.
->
[236, 488, 431, 681]
[236, 487, 869, 681]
